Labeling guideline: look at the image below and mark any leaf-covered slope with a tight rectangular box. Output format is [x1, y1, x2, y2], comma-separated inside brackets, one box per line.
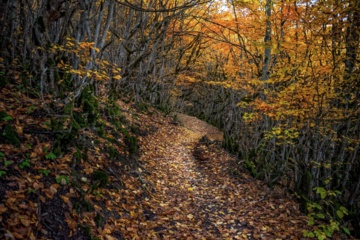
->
[0, 82, 339, 239]
[0, 82, 157, 239]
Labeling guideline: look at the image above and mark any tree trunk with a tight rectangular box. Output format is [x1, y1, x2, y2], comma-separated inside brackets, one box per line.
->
[262, 0, 272, 81]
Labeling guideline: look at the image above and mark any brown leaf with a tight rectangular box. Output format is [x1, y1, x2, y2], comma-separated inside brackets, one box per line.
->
[32, 182, 41, 190]
[0, 204, 7, 214]
[20, 217, 31, 227]
[49, 184, 58, 194]
[39, 195, 46, 203]
[105, 235, 117, 240]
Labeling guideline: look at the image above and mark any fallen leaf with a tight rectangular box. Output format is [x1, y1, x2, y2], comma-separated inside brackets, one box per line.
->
[50, 185, 57, 194]
[0, 204, 7, 214]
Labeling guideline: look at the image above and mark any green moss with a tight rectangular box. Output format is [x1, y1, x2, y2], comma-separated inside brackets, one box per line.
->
[106, 103, 121, 118]
[130, 125, 140, 134]
[126, 136, 138, 155]
[136, 101, 150, 113]
[74, 148, 82, 161]
[50, 117, 60, 130]
[73, 199, 94, 213]
[64, 102, 73, 115]
[92, 170, 109, 188]
[109, 145, 115, 160]
[156, 103, 171, 114]
[121, 128, 138, 155]
[94, 212, 104, 228]
[83, 99, 98, 125]
[71, 115, 82, 130]
[0, 74, 8, 89]
[222, 133, 238, 154]
[78, 224, 92, 238]
[83, 146, 89, 162]
[95, 121, 105, 137]
[75, 111, 88, 127]
[244, 157, 256, 177]
[52, 127, 79, 155]
[2, 124, 21, 147]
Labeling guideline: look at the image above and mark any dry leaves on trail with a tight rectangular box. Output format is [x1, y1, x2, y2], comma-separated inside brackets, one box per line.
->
[137, 116, 310, 239]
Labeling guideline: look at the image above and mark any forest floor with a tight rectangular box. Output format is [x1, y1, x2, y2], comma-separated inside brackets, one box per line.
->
[137, 112, 310, 239]
[0, 82, 344, 239]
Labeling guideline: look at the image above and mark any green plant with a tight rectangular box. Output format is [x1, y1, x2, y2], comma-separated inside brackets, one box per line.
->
[4, 160, 12, 167]
[28, 188, 36, 194]
[18, 159, 31, 169]
[45, 152, 56, 160]
[38, 169, 51, 176]
[303, 187, 350, 239]
[2, 115, 12, 122]
[0, 111, 12, 122]
[0, 170, 6, 177]
[74, 148, 82, 161]
[1, 152, 12, 167]
[56, 175, 70, 184]
[42, 120, 51, 129]
[93, 190, 103, 197]
[26, 105, 37, 114]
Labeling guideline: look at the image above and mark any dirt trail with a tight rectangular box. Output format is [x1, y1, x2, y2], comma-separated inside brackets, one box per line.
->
[138, 116, 309, 239]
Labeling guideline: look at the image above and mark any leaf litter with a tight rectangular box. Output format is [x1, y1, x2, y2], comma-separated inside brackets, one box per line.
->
[0, 82, 324, 239]
[138, 121, 310, 239]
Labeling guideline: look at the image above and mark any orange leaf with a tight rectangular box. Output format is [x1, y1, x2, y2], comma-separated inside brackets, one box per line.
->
[0, 204, 7, 214]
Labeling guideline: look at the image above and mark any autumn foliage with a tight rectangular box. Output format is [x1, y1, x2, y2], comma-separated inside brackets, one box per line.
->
[0, 0, 359, 239]
[173, 0, 360, 237]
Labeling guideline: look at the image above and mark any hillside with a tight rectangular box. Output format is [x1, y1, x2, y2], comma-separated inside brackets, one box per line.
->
[0, 82, 333, 239]
[0, 81, 306, 239]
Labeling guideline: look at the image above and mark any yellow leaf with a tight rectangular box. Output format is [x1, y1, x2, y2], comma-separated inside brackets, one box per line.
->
[113, 75, 121, 80]
[105, 235, 117, 240]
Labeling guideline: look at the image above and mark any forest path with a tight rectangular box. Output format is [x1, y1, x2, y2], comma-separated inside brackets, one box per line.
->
[137, 116, 309, 239]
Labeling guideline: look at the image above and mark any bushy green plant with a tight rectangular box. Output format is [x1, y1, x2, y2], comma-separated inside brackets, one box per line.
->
[303, 187, 350, 240]
[38, 169, 51, 176]
[18, 159, 31, 169]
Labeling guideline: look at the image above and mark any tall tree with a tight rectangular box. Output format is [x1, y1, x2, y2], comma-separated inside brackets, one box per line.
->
[262, 0, 272, 81]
